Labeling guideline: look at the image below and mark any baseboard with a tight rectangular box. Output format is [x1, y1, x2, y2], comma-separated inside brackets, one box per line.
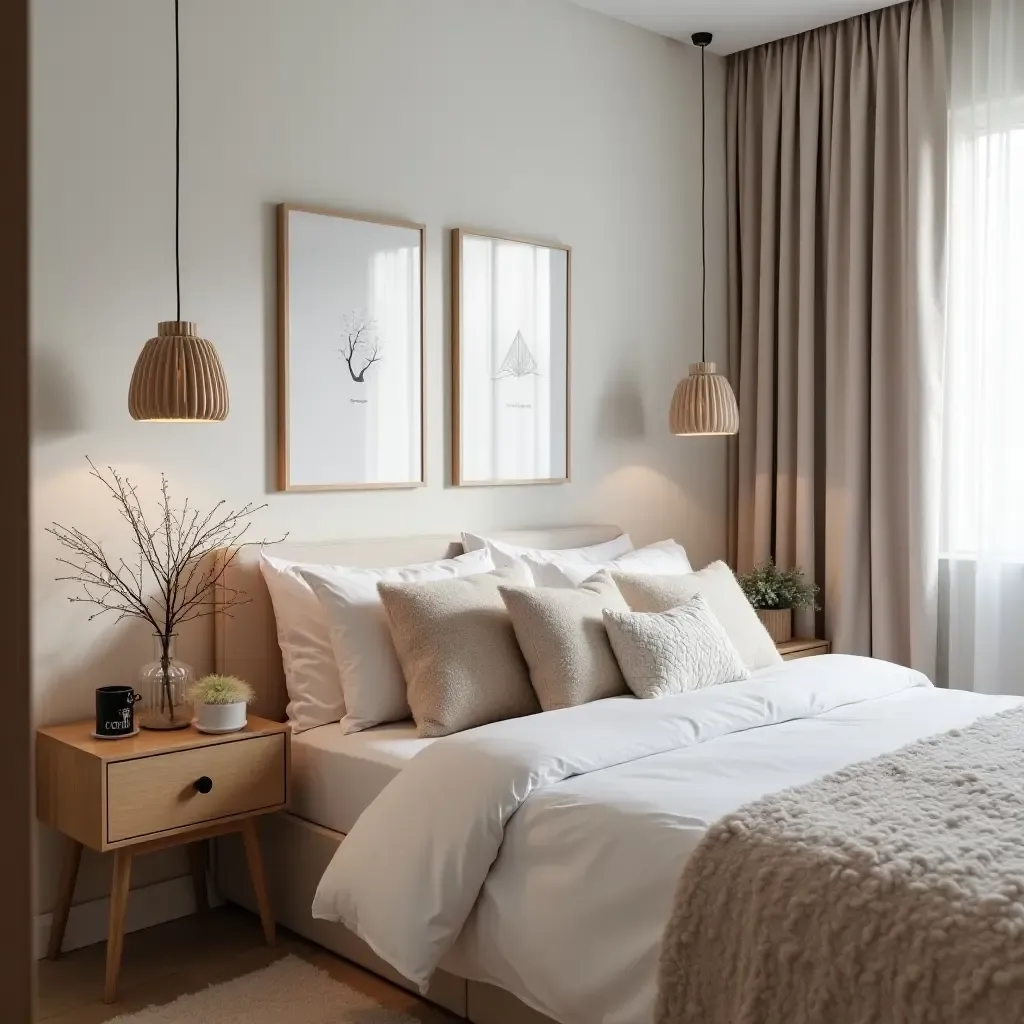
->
[35, 872, 223, 960]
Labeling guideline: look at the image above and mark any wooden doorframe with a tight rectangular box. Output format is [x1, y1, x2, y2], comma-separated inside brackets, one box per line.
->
[0, 0, 33, 1018]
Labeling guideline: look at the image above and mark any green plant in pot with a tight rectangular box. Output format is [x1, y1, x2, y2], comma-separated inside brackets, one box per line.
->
[736, 559, 820, 644]
[188, 675, 255, 734]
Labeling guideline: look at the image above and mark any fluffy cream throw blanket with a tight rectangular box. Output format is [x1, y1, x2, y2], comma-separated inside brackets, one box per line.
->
[656, 707, 1024, 1024]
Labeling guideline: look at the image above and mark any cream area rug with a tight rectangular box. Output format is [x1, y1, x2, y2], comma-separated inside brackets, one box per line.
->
[108, 955, 423, 1023]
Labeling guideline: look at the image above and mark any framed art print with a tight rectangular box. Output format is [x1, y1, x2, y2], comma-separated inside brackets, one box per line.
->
[278, 204, 424, 491]
[452, 228, 570, 486]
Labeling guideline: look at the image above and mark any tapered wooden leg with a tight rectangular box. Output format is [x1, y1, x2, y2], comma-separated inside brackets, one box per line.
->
[48, 837, 83, 960]
[104, 850, 132, 1004]
[187, 841, 209, 914]
[241, 819, 275, 946]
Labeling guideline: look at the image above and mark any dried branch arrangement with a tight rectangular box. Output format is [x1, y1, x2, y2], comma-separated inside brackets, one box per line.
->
[48, 458, 283, 724]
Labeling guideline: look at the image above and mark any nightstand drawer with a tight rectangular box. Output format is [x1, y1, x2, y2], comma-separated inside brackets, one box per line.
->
[106, 733, 286, 843]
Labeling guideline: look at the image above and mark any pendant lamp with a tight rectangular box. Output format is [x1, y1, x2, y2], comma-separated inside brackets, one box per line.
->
[129, 0, 229, 422]
[669, 32, 738, 437]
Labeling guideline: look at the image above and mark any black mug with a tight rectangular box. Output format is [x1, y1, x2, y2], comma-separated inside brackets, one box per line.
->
[95, 686, 142, 738]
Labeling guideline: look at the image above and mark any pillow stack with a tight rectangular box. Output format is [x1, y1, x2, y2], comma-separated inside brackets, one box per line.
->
[612, 562, 782, 674]
[377, 565, 539, 737]
[261, 547, 494, 733]
[499, 571, 629, 711]
[490, 560, 774, 706]
[264, 533, 786, 741]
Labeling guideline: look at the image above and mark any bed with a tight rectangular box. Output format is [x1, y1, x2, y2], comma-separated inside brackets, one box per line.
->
[214, 527, 622, 1024]
[290, 721, 435, 835]
[214, 529, 1024, 1024]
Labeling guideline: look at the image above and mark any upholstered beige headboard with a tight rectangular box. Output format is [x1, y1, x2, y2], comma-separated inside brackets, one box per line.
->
[214, 525, 623, 721]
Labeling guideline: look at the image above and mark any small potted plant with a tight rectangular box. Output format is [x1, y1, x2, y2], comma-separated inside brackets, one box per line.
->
[187, 675, 255, 734]
[736, 559, 820, 644]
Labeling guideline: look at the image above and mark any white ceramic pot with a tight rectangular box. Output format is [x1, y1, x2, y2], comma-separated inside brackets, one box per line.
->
[194, 701, 248, 734]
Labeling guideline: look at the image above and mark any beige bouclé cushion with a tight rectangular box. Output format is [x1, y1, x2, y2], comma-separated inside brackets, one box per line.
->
[612, 561, 784, 673]
[499, 571, 630, 711]
[377, 566, 539, 738]
[603, 595, 750, 698]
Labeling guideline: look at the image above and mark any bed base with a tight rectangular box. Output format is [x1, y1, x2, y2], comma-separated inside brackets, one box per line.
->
[215, 812, 555, 1024]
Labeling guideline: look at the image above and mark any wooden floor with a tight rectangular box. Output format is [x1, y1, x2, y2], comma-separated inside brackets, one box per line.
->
[37, 904, 454, 1024]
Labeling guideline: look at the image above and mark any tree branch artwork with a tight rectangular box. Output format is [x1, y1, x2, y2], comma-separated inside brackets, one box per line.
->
[340, 313, 383, 383]
[47, 458, 285, 725]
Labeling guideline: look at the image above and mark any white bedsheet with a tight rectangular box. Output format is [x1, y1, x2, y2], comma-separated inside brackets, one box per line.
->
[291, 721, 433, 833]
[313, 656, 1022, 1024]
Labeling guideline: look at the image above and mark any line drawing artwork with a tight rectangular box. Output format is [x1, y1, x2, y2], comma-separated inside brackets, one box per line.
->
[494, 330, 540, 379]
[339, 313, 383, 383]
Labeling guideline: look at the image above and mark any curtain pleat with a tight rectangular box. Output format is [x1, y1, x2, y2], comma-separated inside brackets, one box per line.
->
[726, 0, 947, 674]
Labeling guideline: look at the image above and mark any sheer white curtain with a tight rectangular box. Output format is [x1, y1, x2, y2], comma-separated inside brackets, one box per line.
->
[940, 0, 1024, 693]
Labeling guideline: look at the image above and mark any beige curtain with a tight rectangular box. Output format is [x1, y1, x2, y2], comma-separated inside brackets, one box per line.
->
[725, 0, 947, 674]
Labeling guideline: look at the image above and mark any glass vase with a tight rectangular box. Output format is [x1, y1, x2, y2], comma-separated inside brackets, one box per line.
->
[138, 634, 193, 730]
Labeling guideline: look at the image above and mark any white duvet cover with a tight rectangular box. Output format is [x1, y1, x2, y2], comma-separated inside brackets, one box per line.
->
[312, 656, 1022, 1024]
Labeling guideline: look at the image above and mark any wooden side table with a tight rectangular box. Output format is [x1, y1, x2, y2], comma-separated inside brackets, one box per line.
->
[777, 638, 831, 661]
[36, 715, 290, 1002]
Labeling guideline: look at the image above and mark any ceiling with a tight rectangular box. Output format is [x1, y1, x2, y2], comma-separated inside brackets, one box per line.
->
[565, 0, 903, 54]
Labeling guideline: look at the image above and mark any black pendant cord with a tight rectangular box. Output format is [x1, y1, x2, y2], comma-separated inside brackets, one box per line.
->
[174, 0, 181, 322]
[699, 38, 706, 365]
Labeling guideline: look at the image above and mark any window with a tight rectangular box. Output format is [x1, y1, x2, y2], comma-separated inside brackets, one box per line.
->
[941, 107, 1024, 560]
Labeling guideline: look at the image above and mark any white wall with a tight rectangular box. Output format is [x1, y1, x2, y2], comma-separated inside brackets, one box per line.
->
[31, 0, 727, 916]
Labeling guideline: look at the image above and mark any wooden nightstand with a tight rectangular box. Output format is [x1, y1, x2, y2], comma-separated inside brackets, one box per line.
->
[36, 715, 290, 1002]
[777, 638, 831, 661]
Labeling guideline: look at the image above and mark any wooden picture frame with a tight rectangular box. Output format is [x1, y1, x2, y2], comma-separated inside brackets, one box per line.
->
[452, 228, 571, 487]
[277, 203, 426, 492]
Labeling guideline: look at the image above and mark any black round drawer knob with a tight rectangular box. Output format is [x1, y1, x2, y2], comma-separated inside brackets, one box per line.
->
[194, 776, 213, 794]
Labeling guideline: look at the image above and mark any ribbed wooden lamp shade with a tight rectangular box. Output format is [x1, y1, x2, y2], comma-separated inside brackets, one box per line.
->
[128, 321, 229, 421]
[669, 362, 740, 436]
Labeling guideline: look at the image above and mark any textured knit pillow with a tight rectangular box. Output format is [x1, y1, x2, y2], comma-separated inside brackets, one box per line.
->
[603, 596, 750, 698]
[499, 571, 630, 711]
[378, 566, 539, 738]
[612, 561, 783, 673]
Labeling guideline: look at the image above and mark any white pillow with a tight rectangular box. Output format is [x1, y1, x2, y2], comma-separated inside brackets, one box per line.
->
[460, 532, 633, 575]
[299, 548, 493, 734]
[261, 553, 346, 733]
[526, 539, 694, 588]
[612, 561, 784, 673]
